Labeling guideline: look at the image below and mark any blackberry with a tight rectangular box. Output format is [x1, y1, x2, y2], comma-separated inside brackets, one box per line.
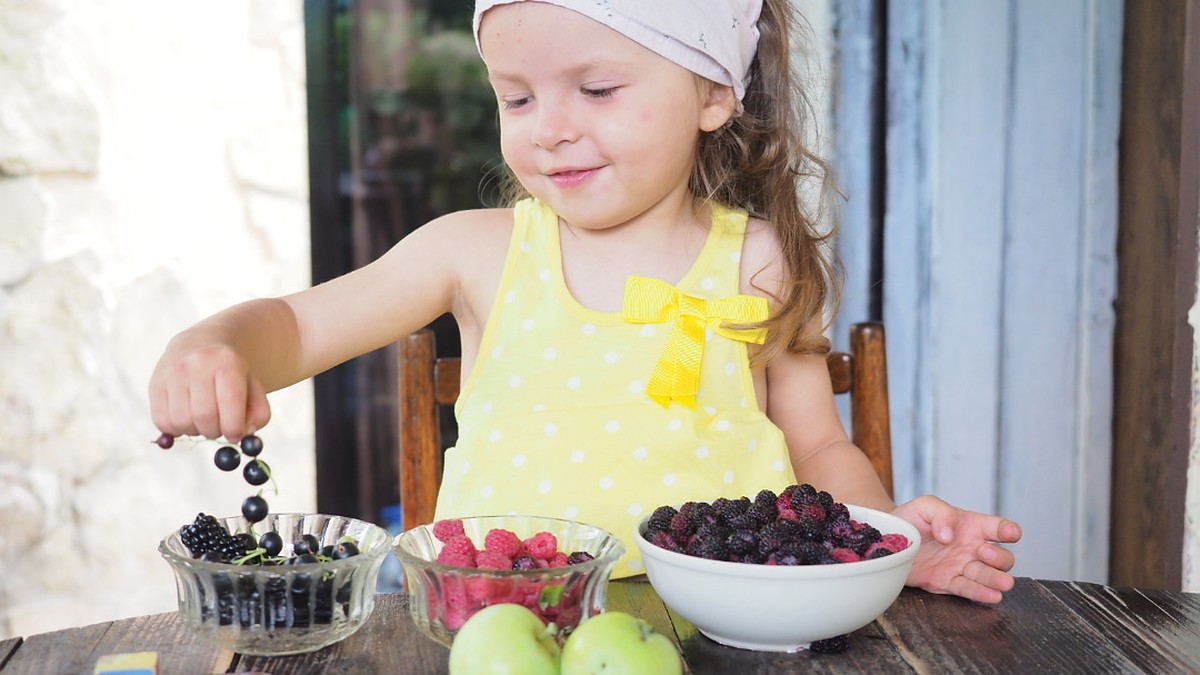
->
[567, 551, 595, 565]
[724, 509, 760, 531]
[746, 503, 777, 527]
[694, 535, 729, 561]
[810, 634, 849, 654]
[868, 547, 894, 559]
[782, 540, 828, 565]
[756, 488, 780, 508]
[761, 518, 802, 542]
[828, 502, 851, 522]
[668, 512, 697, 537]
[857, 523, 883, 544]
[180, 513, 240, 558]
[817, 490, 836, 510]
[512, 555, 539, 570]
[647, 505, 677, 533]
[715, 497, 751, 523]
[725, 529, 758, 556]
[797, 519, 825, 542]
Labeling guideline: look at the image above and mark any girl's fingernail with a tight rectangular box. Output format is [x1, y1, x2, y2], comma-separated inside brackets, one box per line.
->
[939, 527, 953, 541]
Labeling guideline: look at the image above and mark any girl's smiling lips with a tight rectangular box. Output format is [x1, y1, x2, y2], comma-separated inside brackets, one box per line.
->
[546, 166, 603, 188]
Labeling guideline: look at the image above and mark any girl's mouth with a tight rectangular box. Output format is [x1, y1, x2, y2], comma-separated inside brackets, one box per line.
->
[548, 167, 600, 188]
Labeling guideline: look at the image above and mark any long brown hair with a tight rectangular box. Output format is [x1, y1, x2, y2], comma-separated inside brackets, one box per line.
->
[693, 0, 841, 359]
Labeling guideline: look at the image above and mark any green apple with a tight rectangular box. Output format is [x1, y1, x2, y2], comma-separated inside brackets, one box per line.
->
[560, 611, 683, 675]
[448, 603, 561, 675]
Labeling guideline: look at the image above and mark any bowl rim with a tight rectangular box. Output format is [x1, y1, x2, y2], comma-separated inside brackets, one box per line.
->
[392, 513, 627, 575]
[159, 512, 391, 572]
[634, 503, 919, 580]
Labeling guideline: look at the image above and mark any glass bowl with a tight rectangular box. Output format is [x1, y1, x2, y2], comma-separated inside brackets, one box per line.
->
[635, 503, 919, 652]
[159, 512, 391, 656]
[393, 515, 625, 647]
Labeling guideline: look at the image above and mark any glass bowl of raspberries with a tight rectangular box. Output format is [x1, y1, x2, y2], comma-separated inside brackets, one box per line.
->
[393, 515, 625, 647]
[634, 483, 920, 654]
[159, 512, 392, 656]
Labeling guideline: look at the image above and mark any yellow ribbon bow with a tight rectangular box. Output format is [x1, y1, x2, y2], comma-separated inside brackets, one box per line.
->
[622, 275, 769, 408]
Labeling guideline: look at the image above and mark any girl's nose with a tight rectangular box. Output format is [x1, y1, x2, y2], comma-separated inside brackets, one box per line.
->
[531, 102, 580, 149]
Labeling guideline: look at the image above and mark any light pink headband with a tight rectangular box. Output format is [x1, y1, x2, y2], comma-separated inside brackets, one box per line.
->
[473, 0, 763, 101]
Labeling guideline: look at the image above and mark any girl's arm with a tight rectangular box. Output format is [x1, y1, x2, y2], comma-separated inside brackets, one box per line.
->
[764, 349, 894, 511]
[149, 209, 498, 440]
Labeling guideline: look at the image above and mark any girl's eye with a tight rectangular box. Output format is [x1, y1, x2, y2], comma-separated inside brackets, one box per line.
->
[583, 87, 617, 99]
[501, 96, 532, 111]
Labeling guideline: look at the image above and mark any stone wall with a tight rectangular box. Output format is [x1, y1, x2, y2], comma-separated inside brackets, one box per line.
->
[0, 1, 315, 638]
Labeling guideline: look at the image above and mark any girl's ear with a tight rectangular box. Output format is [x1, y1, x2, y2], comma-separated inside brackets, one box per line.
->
[699, 83, 738, 132]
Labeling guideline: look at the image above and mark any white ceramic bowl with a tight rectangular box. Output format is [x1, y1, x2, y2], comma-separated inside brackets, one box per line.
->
[635, 504, 919, 652]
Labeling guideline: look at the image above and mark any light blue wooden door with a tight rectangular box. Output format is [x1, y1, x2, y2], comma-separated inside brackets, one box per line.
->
[829, 0, 1122, 582]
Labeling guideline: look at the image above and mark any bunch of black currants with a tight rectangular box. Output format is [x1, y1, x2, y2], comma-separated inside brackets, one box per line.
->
[212, 434, 273, 524]
[156, 432, 273, 526]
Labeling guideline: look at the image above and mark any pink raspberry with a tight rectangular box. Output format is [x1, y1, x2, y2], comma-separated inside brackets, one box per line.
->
[829, 547, 861, 563]
[465, 576, 505, 603]
[548, 552, 569, 568]
[432, 518, 465, 543]
[524, 531, 559, 560]
[438, 534, 477, 559]
[880, 533, 911, 552]
[436, 551, 475, 568]
[484, 528, 523, 558]
[476, 550, 513, 570]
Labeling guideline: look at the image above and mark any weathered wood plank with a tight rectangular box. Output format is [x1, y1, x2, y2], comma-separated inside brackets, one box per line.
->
[924, 0, 1010, 516]
[1036, 580, 1200, 671]
[877, 580, 1148, 673]
[881, 0, 928, 503]
[0, 612, 231, 675]
[1072, 0, 1122, 584]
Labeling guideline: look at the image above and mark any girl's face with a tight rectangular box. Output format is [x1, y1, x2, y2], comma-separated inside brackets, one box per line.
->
[479, 2, 735, 230]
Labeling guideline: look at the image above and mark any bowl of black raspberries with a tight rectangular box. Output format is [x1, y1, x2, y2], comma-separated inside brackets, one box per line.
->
[634, 483, 920, 654]
[159, 512, 391, 656]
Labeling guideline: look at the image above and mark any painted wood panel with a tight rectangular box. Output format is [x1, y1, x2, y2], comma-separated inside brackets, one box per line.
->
[832, 0, 1121, 581]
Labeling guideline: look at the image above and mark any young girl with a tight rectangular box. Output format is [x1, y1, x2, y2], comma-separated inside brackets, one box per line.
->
[150, 0, 1021, 603]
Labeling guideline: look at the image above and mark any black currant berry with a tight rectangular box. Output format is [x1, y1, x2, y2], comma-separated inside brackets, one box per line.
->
[214, 446, 241, 472]
[242, 495, 269, 523]
[243, 459, 270, 486]
[259, 531, 283, 557]
[294, 534, 321, 556]
[155, 433, 174, 449]
[290, 553, 320, 565]
[240, 434, 264, 456]
[333, 541, 360, 560]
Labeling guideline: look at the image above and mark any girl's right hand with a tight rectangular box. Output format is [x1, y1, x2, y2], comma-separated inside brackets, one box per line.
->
[148, 340, 272, 442]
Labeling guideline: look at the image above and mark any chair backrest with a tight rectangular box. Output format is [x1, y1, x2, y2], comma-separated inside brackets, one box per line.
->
[398, 322, 893, 531]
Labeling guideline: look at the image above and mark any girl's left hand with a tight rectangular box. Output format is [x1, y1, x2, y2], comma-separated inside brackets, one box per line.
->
[891, 495, 1023, 604]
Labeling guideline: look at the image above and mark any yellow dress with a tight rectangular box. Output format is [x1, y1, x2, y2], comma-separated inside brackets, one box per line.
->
[434, 198, 798, 577]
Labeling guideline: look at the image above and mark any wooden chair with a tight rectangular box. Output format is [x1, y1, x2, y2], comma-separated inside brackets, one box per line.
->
[398, 322, 894, 531]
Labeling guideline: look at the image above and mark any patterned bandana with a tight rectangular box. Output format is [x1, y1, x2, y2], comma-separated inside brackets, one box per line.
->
[473, 0, 763, 101]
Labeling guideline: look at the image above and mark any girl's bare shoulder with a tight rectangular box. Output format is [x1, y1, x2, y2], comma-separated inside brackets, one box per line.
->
[418, 207, 514, 246]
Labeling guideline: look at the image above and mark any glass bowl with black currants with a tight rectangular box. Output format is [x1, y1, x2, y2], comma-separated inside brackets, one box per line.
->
[159, 512, 391, 656]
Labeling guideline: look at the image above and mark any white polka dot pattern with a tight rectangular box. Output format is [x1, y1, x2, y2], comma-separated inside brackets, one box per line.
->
[435, 198, 796, 579]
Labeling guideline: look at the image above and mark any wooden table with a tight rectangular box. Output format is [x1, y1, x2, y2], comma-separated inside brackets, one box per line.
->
[3, 578, 1199, 674]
